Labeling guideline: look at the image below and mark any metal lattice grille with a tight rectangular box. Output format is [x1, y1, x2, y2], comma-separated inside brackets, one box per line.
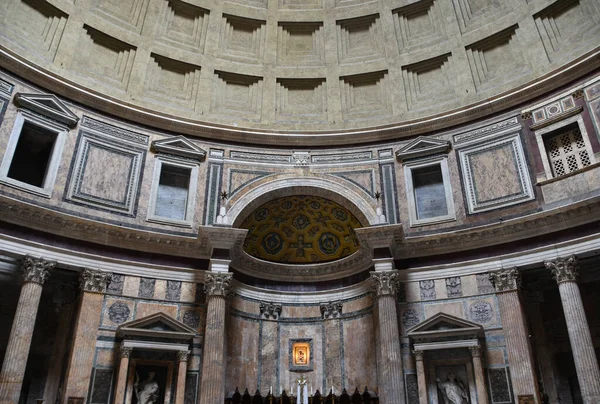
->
[546, 128, 591, 177]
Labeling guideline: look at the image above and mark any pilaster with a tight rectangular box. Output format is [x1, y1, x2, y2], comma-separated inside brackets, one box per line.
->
[469, 346, 489, 404]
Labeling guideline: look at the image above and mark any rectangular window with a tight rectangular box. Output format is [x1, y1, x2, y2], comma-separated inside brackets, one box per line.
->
[412, 164, 448, 220]
[154, 165, 191, 221]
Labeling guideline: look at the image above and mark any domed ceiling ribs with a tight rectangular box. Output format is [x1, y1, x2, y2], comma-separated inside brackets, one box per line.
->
[240, 196, 362, 264]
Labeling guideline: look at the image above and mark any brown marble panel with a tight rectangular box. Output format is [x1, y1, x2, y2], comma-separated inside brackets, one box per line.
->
[279, 323, 323, 393]
[343, 315, 377, 390]
[343, 295, 372, 313]
[231, 296, 260, 314]
[282, 305, 321, 319]
[423, 301, 464, 319]
[135, 302, 178, 319]
[485, 348, 506, 365]
[324, 320, 342, 391]
[95, 348, 116, 367]
[541, 165, 600, 204]
[78, 145, 132, 201]
[469, 143, 522, 203]
[226, 315, 259, 392]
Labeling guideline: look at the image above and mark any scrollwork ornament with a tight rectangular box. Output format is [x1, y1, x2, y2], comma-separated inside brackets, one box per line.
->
[489, 268, 521, 292]
[320, 301, 343, 319]
[370, 270, 400, 297]
[544, 255, 579, 284]
[177, 350, 190, 362]
[80, 268, 112, 293]
[469, 345, 482, 358]
[120, 346, 133, 358]
[21, 256, 55, 285]
[412, 350, 424, 361]
[203, 272, 233, 298]
[260, 301, 282, 320]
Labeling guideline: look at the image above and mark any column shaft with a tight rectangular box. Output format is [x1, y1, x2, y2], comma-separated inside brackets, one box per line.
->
[0, 282, 44, 404]
[199, 296, 227, 404]
[470, 348, 489, 404]
[414, 354, 427, 404]
[175, 355, 189, 404]
[557, 281, 600, 404]
[376, 295, 406, 404]
[113, 352, 131, 404]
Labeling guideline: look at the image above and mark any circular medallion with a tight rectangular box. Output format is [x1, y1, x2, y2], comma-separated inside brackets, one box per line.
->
[470, 301, 493, 323]
[318, 232, 340, 255]
[262, 232, 284, 255]
[108, 301, 130, 324]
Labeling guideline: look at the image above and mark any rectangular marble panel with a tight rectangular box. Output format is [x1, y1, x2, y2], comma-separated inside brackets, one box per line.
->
[135, 302, 178, 319]
[180, 282, 196, 302]
[419, 280, 436, 300]
[279, 324, 323, 393]
[166, 280, 182, 301]
[540, 164, 600, 204]
[488, 367, 512, 403]
[259, 321, 279, 391]
[107, 274, 124, 295]
[184, 373, 198, 404]
[138, 278, 156, 298]
[343, 316, 377, 390]
[405, 373, 419, 404]
[122, 276, 140, 297]
[90, 368, 113, 404]
[95, 349, 116, 367]
[226, 315, 259, 392]
[476, 273, 495, 294]
[324, 320, 342, 390]
[423, 301, 463, 319]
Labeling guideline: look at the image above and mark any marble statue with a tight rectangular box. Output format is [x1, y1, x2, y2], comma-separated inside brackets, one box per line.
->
[135, 371, 160, 404]
[436, 373, 469, 404]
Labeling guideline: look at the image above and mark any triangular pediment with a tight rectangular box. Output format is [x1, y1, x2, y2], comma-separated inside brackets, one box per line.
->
[117, 312, 196, 340]
[396, 136, 451, 162]
[407, 312, 483, 340]
[152, 136, 206, 161]
[15, 93, 79, 128]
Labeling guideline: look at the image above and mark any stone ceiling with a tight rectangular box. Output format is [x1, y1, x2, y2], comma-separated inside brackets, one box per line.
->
[240, 196, 362, 264]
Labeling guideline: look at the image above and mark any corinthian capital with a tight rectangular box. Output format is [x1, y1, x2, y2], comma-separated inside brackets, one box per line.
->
[370, 270, 400, 297]
[489, 268, 521, 293]
[544, 255, 579, 284]
[204, 272, 233, 298]
[80, 269, 112, 293]
[21, 256, 55, 284]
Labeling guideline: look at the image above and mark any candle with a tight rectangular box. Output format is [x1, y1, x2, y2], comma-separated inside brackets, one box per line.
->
[270, 386, 272, 395]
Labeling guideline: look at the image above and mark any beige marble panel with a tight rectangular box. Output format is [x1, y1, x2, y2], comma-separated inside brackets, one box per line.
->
[231, 296, 260, 314]
[135, 302, 178, 319]
[485, 348, 506, 365]
[434, 279, 448, 299]
[423, 301, 464, 319]
[461, 275, 478, 297]
[404, 282, 421, 302]
[225, 315, 260, 392]
[154, 280, 167, 300]
[541, 165, 600, 204]
[95, 348, 116, 367]
[282, 305, 321, 318]
[343, 315, 377, 390]
[344, 294, 372, 313]
[123, 276, 140, 297]
[180, 282, 196, 303]
[469, 143, 522, 203]
[78, 145, 133, 201]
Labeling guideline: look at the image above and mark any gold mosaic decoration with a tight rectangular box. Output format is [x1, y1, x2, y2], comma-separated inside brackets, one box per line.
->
[240, 196, 362, 264]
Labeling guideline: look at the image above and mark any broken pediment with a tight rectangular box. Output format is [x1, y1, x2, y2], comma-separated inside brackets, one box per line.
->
[151, 135, 207, 162]
[117, 312, 196, 340]
[14, 93, 79, 128]
[407, 312, 483, 341]
[395, 136, 451, 162]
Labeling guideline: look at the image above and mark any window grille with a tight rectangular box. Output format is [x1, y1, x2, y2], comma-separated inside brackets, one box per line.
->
[545, 128, 591, 177]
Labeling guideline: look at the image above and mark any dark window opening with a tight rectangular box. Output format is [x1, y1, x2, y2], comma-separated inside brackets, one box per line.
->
[412, 164, 448, 220]
[7, 122, 57, 188]
[154, 164, 191, 220]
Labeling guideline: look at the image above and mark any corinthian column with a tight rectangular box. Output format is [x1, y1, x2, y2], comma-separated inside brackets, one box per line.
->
[0, 256, 55, 404]
[370, 268, 406, 404]
[62, 269, 111, 404]
[544, 256, 600, 404]
[489, 268, 540, 403]
[198, 268, 232, 404]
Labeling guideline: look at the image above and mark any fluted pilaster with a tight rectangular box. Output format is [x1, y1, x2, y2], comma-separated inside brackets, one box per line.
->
[489, 268, 540, 403]
[370, 270, 406, 404]
[199, 271, 232, 404]
[0, 256, 55, 404]
[545, 256, 600, 404]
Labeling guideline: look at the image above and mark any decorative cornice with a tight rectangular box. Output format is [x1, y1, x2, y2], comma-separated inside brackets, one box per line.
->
[320, 301, 343, 319]
[204, 272, 233, 298]
[14, 92, 79, 128]
[259, 301, 282, 320]
[468, 345, 482, 357]
[120, 346, 133, 358]
[80, 268, 112, 293]
[20, 255, 54, 284]
[370, 270, 400, 297]
[177, 350, 190, 362]
[489, 267, 521, 293]
[544, 255, 579, 284]
[395, 136, 451, 161]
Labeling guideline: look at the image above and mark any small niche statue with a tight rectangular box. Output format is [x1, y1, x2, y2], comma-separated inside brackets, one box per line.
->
[436, 373, 469, 404]
[135, 371, 160, 404]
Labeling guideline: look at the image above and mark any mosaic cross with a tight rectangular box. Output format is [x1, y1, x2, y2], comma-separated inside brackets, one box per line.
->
[290, 235, 312, 258]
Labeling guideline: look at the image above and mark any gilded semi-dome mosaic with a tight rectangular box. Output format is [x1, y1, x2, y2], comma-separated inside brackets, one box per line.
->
[240, 196, 362, 264]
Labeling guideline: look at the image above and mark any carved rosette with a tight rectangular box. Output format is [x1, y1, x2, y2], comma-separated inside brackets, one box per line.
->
[412, 350, 424, 361]
[203, 272, 233, 299]
[120, 346, 133, 358]
[320, 301, 343, 319]
[489, 268, 521, 293]
[469, 345, 482, 358]
[370, 270, 400, 298]
[20, 256, 55, 284]
[259, 302, 282, 320]
[177, 350, 190, 362]
[80, 268, 112, 293]
[544, 255, 579, 284]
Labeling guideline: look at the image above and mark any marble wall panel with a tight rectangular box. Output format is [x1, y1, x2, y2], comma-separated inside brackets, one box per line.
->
[540, 164, 600, 204]
[485, 348, 506, 366]
[226, 315, 260, 392]
[467, 297, 499, 328]
[343, 294, 372, 313]
[180, 282, 197, 303]
[184, 373, 199, 404]
[95, 348, 116, 367]
[279, 323, 323, 393]
[122, 276, 141, 297]
[342, 315, 377, 390]
[135, 302, 178, 319]
[399, 304, 424, 335]
[423, 301, 464, 319]
[180, 307, 205, 333]
[154, 279, 167, 300]
[461, 275, 478, 296]
[405, 281, 421, 302]
[231, 296, 261, 314]
[324, 320, 343, 391]
[488, 367, 512, 403]
[259, 320, 279, 391]
[90, 368, 114, 404]
[282, 305, 321, 319]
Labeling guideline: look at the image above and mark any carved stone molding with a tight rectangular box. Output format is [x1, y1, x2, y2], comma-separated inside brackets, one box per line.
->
[320, 301, 343, 319]
[80, 268, 112, 293]
[259, 301, 282, 320]
[544, 255, 579, 284]
[412, 350, 424, 361]
[469, 345, 482, 358]
[177, 350, 190, 362]
[20, 255, 55, 285]
[489, 268, 521, 293]
[120, 346, 133, 358]
[370, 270, 400, 297]
[204, 272, 233, 298]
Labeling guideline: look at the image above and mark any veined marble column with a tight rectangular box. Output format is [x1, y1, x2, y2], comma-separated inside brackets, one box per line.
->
[113, 347, 132, 404]
[371, 270, 406, 404]
[545, 256, 600, 404]
[469, 346, 489, 404]
[0, 256, 55, 404]
[175, 350, 190, 404]
[412, 350, 427, 404]
[198, 270, 232, 404]
[62, 269, 111, 404]
[489, 268, 540, 403]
